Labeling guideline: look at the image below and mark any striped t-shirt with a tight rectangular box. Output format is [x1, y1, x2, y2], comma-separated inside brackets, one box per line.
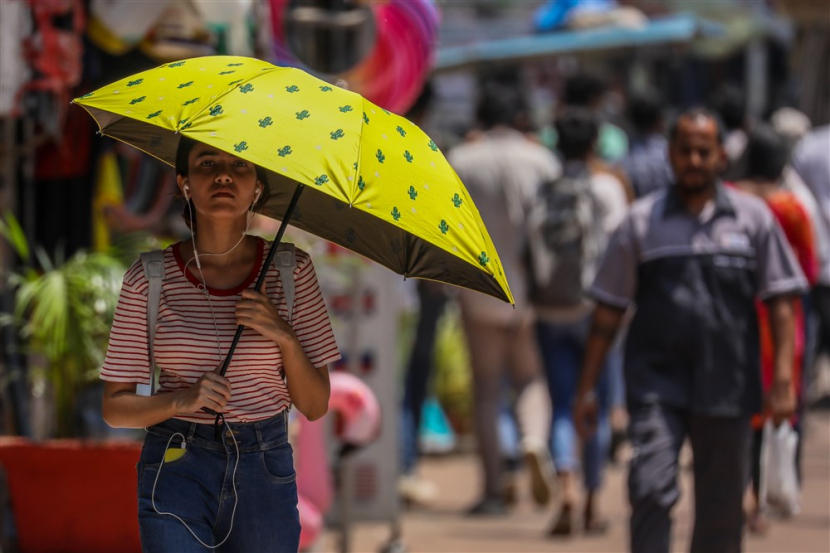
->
[101, 238, 341, 423]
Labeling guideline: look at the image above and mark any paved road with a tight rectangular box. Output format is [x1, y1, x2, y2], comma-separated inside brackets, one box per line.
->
[323, 411, 830, 553]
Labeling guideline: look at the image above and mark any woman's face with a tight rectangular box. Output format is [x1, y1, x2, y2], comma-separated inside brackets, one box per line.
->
[177, 142, 262, 222]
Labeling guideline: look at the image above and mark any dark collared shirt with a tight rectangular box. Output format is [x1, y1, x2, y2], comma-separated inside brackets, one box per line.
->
[590, 183, 807, 416]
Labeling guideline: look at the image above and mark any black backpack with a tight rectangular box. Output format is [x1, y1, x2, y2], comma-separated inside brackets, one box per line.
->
[525, 170, 603, 308]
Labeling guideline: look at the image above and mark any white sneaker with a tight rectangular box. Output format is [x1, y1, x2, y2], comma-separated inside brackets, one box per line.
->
[398, 474, 438, 506]
[522, 439, 556, 507]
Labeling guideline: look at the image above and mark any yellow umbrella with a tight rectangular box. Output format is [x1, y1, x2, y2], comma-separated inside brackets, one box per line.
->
[74, 55, 512, 304]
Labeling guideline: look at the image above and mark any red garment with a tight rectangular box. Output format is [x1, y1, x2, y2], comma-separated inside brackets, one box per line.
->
[753, 190, 817, 427]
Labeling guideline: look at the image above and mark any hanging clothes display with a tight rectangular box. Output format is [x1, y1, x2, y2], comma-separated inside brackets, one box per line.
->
[138, 0, 215, 61]
[17, 0, 84, 132]
[87, 0, 172, 56]
[0, 0, 32, 117]
[192, 0, 255, 56]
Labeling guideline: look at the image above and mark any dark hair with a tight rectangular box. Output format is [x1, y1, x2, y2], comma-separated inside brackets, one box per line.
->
[668, 107, 725, 145]
[563, 73, 606, 107]
[476, 81, 528, 130]
[710, 85, 746, 131]
[175, 135, 271, 229]
[555, 107, 598, 160]
[627, 89, 664, 135]
[744, 124, 788, 181]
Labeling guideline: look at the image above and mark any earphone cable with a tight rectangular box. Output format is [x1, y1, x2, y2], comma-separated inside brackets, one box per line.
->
[151, 424, 240, 549]
[150, 199, 255, 545]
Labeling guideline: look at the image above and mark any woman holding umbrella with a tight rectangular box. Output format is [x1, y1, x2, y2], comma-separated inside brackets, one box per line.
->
[78, 54, 518, 550]
[100, 136, 341, 552]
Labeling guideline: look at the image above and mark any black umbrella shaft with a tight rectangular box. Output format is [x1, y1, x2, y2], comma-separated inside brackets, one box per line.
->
[202, 183, 305, 418]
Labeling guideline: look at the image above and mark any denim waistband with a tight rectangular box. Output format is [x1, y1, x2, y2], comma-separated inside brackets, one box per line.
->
[146, 411, 289, 453]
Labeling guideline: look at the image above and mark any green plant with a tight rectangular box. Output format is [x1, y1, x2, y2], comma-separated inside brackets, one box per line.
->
[1, 212, 125, 437]
[433, 302, 473, 434]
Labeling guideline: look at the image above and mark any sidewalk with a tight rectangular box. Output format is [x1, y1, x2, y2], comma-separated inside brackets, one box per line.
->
[323, 410, 830, 553]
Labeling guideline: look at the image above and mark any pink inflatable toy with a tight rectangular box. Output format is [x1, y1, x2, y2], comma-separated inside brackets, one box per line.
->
[297, 492, 324, 551]
[269, 0, 440, 114]
[329, 370, 381, 445]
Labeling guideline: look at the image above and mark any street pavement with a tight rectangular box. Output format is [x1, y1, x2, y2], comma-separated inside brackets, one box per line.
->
[323, 410, 830, 553]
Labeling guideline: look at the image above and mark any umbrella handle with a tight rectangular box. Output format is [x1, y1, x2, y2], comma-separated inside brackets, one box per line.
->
[201, 184, 306, 428]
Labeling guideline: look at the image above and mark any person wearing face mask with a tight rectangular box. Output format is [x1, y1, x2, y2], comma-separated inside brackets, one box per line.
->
[572, 108, 806, 552]
[100, 136, 341, 552]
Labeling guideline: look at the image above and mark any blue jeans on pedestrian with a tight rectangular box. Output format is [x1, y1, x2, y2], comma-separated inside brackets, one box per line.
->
[400, 282, 448, 474]
[536, 317, 610, 492]
[137, 411, 300, 552]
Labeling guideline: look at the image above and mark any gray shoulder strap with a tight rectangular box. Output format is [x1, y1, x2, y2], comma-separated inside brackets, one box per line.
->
[274, 242, 297, 324]
[139, 250, 165, 395]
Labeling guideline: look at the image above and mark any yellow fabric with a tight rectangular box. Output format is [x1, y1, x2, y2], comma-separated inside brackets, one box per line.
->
[74, 56, 512, 303]
[86, 16, 132, 56]
[91, 150, 125, 252]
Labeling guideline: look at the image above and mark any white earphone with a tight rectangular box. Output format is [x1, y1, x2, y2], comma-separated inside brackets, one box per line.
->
[160, 178, 258, 548]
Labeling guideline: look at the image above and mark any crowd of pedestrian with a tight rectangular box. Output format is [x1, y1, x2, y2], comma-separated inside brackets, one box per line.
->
[399, 71, 830, 552]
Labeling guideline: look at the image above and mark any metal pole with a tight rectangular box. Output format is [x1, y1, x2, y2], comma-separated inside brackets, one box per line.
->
[0, 117, 31, 437]
[745, 38, 768, 121]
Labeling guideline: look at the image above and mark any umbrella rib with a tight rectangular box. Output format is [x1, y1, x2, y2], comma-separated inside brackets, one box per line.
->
[350, 96, 370, 202]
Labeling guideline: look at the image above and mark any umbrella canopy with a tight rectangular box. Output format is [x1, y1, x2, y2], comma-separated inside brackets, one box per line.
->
[73, 55, 512, 303]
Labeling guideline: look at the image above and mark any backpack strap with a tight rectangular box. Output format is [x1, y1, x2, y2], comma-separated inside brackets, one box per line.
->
[274, 242, 297, 324]
[138, 244, 295, 397]
[139, 250, 165, 395]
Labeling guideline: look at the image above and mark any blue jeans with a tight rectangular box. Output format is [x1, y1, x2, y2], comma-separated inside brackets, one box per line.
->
[137, 411, 300, 552]
[536, 317, 610, 492]
[400, 282, 447, 474]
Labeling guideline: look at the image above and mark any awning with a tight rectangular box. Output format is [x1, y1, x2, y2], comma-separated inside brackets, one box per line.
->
[433, 13, 724, 73]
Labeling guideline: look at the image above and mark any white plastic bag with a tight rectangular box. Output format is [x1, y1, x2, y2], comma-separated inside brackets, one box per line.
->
[759, 420, 800, 517]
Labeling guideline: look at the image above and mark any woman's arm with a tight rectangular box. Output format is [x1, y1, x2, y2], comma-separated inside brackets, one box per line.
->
[102, 372, 232, 429]
[237, 288, 331, 421]
[766, 294, 796, 425]
[278, 337, 331, 421]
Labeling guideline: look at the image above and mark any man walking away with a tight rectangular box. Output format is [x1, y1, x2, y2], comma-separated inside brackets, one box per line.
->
[528, 107, 627, 536]
[620, 89, 673, 199]
[449, 80, 558, 515]
[573, 108, 807, 553]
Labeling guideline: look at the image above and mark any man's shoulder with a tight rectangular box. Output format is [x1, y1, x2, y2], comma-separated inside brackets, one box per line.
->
[628, 187, 668, 219]
[723, 185, 774, 223]
[590, 170, 624, 189]
[792, 126, 830, 173]
[797, 125, 830, 154]
[450, 133, 558, 167]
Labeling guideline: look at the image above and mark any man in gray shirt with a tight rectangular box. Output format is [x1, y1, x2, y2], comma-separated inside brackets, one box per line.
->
[573, 108, 806, 552]
[449, 80, 559, 515]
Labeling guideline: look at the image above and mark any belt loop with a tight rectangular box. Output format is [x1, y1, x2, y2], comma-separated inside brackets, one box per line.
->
[255, 422, 264, 450]
[214, 414, 225, 442]
[187, 422, 197, 442]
